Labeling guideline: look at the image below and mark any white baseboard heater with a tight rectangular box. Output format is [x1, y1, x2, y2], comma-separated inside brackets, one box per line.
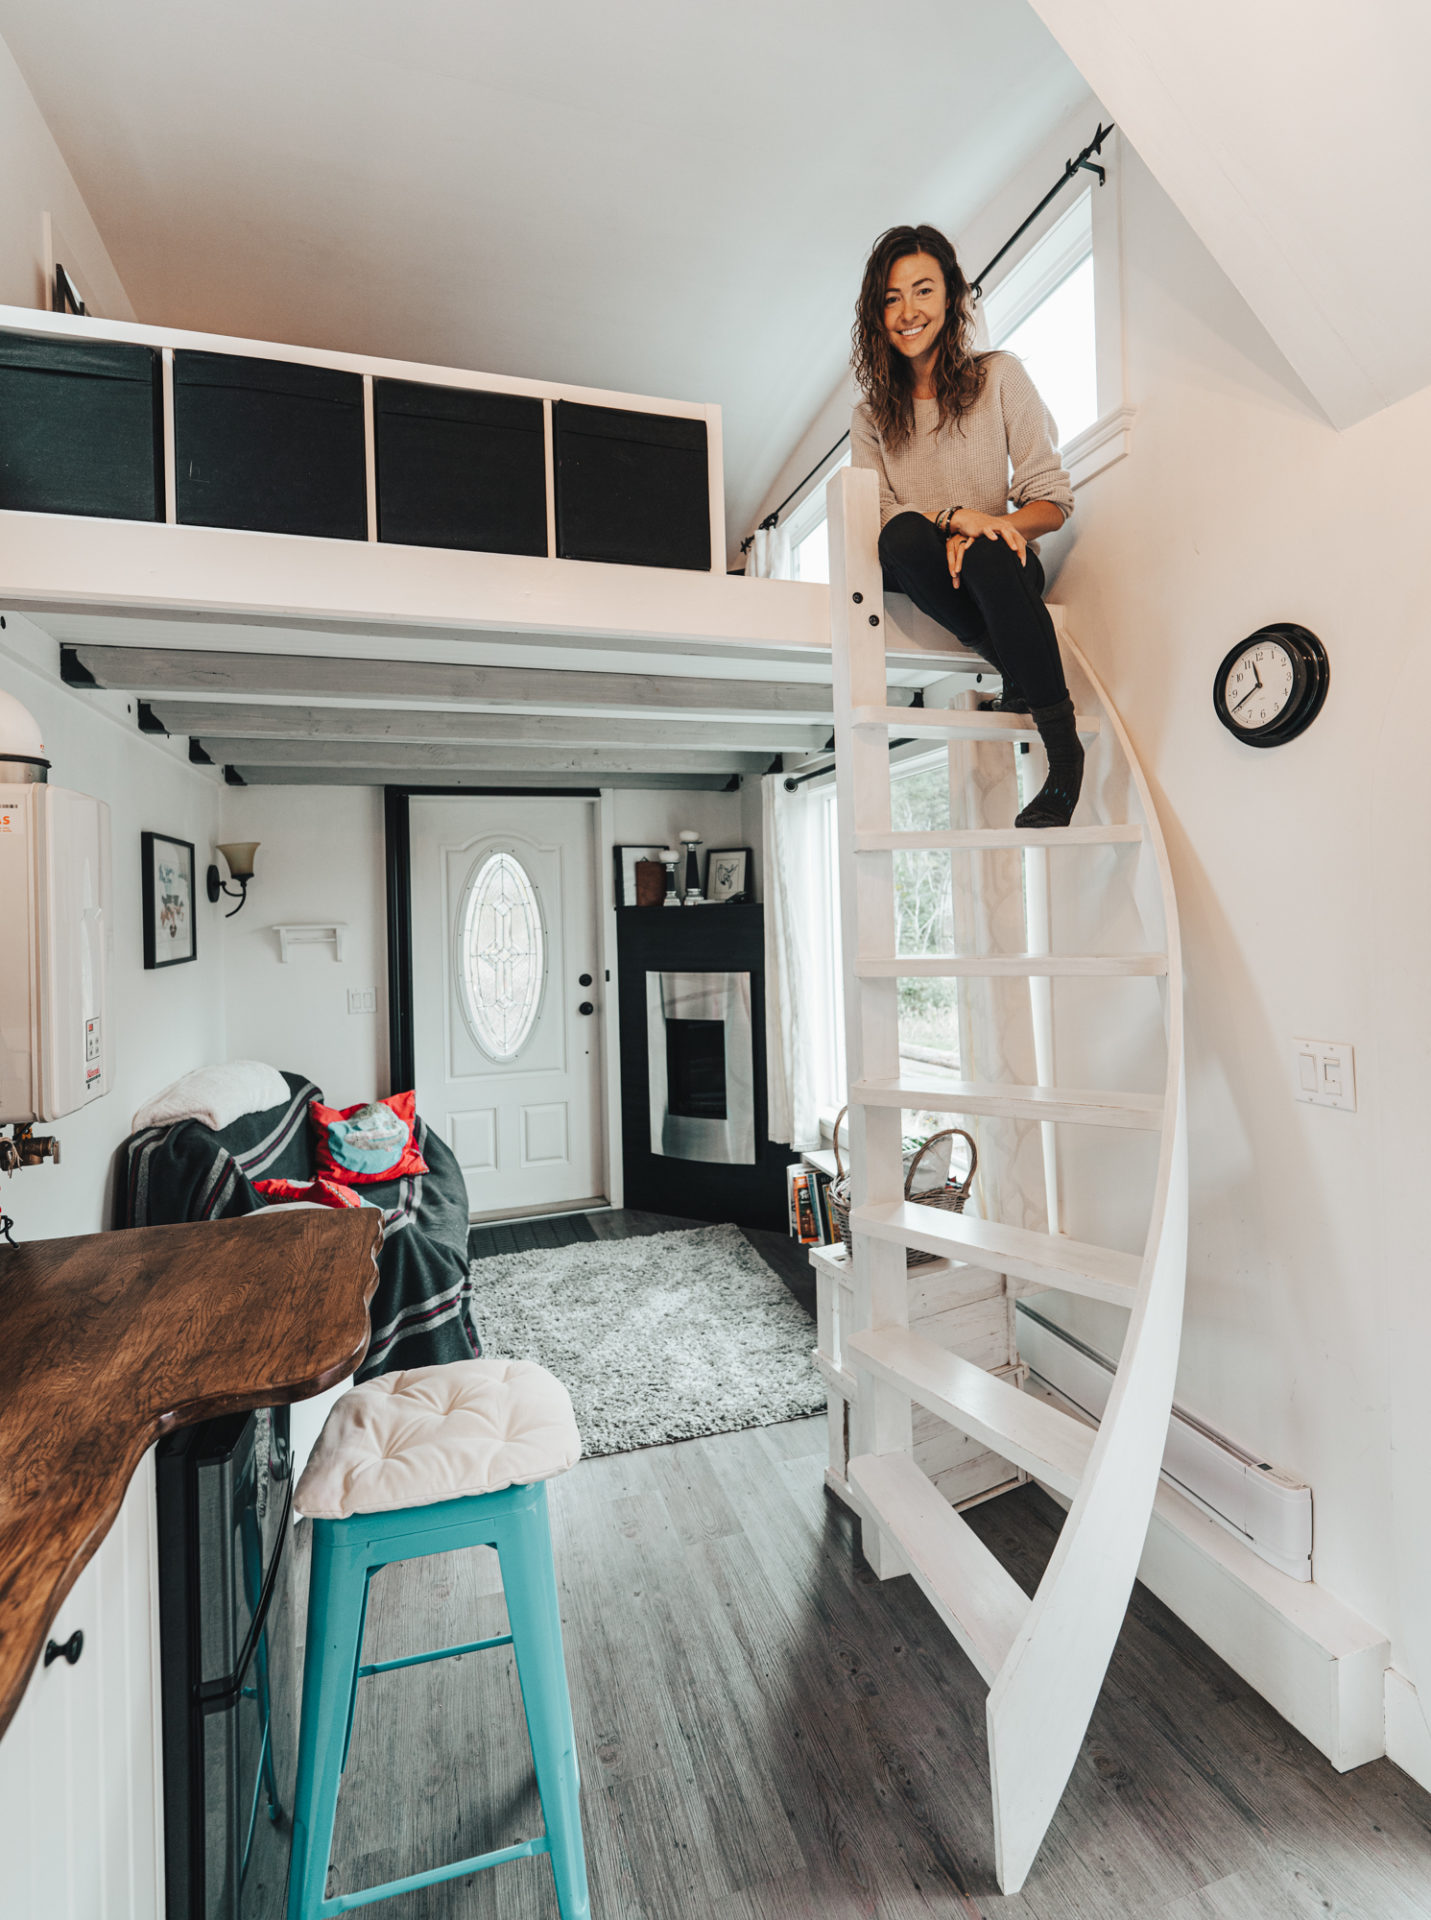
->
[1017, 1304, 1313, 1581]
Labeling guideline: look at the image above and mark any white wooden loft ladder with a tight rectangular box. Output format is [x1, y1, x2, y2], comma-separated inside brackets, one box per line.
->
[826, 467, 1188, 1894]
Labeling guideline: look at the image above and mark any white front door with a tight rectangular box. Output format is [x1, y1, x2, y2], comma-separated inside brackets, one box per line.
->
[411, 796, 605, 1219]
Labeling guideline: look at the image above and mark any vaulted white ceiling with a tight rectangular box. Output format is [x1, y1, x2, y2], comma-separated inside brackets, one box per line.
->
[0, 0, 1086, 555]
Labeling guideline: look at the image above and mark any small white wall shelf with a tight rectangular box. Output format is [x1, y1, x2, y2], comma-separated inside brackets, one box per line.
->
[271, 923, 347, 964]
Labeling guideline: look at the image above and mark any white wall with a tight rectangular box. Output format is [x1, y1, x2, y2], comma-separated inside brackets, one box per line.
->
[609, 785, 752, 897]
[1032, 146, 1431, 1715]
[219, 786, 388, 1108]
[0, 27, 132, 317]
[0, 614, 224, 1236]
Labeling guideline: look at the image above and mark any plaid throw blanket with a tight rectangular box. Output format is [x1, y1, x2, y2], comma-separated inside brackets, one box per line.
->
[113, 1071, 479, 1378]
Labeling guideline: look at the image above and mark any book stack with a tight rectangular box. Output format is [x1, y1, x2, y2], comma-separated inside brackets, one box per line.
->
[787, 1161, 838, 1246]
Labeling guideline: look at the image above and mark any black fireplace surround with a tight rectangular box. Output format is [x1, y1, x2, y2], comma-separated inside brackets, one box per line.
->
[616, 904, 795, 1231]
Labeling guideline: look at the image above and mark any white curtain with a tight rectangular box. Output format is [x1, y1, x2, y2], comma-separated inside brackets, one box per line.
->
[762, 771, 833, 1149]
[747, 520, 793, 580]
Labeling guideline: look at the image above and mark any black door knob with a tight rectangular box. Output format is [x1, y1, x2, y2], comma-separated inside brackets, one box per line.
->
[44, 1630, 83, 1668]
[578, 1002, 594, 1016]
[578, 973, 592, 987]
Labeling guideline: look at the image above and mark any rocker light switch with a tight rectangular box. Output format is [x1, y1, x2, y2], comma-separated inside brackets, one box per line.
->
[347, 987, 377, 1015]
[1292, 1037, 1355, 1112]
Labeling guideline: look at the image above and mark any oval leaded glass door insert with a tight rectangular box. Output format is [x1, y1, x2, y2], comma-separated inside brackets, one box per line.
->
[458, 850, 546, 1060]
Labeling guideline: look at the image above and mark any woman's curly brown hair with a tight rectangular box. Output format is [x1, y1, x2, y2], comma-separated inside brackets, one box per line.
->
[851, 224, 986, 450]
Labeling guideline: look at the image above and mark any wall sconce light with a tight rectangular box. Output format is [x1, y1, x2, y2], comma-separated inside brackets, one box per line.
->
[207, 841, 260, 917]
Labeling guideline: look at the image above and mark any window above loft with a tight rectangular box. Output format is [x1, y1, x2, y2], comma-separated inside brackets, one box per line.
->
[976, 129, 1132, 491]
[785, 448, 851, 586]
[981, 191, 1097, 448]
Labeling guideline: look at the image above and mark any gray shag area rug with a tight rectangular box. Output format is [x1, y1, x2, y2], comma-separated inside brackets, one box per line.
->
[468, 1223, 824, 1457]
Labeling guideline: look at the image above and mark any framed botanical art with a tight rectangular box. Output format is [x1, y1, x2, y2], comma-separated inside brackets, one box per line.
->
[142, 831, 197, 968]
[706, 847, 753, 904]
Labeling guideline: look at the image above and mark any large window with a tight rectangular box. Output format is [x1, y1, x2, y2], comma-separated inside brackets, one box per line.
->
[980, 189, 1097, 448]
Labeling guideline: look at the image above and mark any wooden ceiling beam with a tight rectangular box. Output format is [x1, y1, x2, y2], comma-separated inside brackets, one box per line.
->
[145, 698, 825, 753]
[225, 767, 739, 791]
[63, 644, 848, 719]
[191, 737, 773, 775]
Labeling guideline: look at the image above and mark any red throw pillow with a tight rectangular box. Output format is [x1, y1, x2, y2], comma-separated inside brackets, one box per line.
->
[253, 1175, 372, 1210]
[310, 1089, 429, 1186]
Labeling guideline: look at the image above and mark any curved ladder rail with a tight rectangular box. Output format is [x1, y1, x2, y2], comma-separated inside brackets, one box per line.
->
[824, 466, 1187, 1894]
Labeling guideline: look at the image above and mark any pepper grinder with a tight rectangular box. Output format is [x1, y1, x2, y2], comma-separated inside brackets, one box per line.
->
[659, 848, 683, 908]
[679, 830, 704, 904]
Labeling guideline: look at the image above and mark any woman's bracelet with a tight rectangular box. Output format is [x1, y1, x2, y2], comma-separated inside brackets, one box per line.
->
[937, 506, 965, 537]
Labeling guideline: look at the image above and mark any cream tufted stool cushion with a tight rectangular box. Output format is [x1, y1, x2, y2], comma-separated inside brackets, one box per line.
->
[294, 1357, 582, 1520]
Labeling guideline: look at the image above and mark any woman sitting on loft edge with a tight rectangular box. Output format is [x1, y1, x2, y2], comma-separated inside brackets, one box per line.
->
[851, 223, 1081, 827]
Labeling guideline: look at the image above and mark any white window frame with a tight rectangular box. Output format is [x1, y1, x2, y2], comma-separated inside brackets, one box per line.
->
[780, 445, 852, 582]
[976, 127, 1132, 492]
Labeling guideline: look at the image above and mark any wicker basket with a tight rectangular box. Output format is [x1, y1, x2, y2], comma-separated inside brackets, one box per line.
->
[826, 1106, 978, 1268]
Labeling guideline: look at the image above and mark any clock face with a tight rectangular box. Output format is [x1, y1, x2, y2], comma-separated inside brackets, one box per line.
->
[1213, 624, 1329, 747]
[1222, 640, 1296, 731]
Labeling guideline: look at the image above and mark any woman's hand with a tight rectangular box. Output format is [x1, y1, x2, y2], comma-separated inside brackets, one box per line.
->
[947, 508, 1027, 579]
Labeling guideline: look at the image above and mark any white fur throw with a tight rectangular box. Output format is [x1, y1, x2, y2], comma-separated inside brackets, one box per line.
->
[133, 1061, 292, 1135]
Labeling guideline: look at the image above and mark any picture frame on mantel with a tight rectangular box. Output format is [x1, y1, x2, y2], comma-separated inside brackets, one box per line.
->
[142, 831, 198, 968]
[615, 843, 667, 907]
[706, 847, 753, 904]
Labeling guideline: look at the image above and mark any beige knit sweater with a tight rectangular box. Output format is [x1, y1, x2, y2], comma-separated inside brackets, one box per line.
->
[850, 352, 1073, 531]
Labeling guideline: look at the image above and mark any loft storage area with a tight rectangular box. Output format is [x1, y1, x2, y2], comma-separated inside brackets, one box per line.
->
[0, 324, 713, 571]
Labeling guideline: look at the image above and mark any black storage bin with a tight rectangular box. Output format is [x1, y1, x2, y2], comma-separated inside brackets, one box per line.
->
[0, 332, 162, 521]
[173, 351, 366, 540]
[375, 379, 547, 555]
[554, 400, 710, 570]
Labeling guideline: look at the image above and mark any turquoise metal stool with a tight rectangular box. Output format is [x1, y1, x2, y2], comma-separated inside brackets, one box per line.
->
[286, 1358, 589, 1919]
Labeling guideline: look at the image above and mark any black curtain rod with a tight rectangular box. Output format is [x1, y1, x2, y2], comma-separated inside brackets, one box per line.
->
[743, 120, 1114, 557]
[784, 737, 915, 789]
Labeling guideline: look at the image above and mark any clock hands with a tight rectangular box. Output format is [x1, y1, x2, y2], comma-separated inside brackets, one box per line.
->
[1231, 666, 1263, 714]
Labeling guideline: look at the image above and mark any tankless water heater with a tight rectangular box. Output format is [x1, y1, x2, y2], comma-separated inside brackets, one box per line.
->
[0, 692, 112, 1124]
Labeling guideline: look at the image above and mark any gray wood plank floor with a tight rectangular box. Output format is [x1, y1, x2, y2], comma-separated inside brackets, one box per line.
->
[313, 1414, 1431, 1919]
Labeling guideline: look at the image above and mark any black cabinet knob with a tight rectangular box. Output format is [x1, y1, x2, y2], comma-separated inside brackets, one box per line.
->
[578, 973, 592, 987]
[578, 1002, 594, 1016]
[44, 1630, 83, 1668]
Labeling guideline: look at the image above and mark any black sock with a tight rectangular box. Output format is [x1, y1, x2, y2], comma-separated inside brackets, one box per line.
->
[1015, 697, 1084, 828]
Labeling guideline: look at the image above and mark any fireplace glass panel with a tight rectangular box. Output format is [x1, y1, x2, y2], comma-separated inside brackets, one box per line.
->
[666, 1018, 727, 1120]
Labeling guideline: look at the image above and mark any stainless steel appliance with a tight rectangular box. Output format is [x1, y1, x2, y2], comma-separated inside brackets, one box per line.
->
[156, 1406, 296, 1919]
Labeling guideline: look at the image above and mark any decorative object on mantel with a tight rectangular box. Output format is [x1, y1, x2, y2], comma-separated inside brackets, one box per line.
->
[679, 828, 705, 903]
[468, 1222, 823, 1455]
[633, 858, 665, 907]
[827, 1106, 977, 1267]
[614, 843, 666, 908]
[707, 846, 753, 904]
[659, 847, 683, 906]
[272, 923, 347, 963]
[141, 830, 197, 969]
[206, 839, 259, 917]
[1213, 623, 1329, 748]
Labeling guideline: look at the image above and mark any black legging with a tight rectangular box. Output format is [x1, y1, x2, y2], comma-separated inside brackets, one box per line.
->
[879, 510, 1068, 709]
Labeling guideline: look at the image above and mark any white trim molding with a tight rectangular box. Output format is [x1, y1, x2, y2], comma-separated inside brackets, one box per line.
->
[1066, 404, 1137, 491]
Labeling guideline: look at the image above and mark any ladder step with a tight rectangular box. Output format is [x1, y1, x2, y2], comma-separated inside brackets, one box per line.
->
[851, 706, 1101, 740]
[850, 1202, 1141, 1307]
[855, 825, 1142, 852]
[856, 953, 1168, 979]
[846, 1452, 1029, 1683]
[852, 1076, 1163, 1130]
[846, 1328, 1093, 1497]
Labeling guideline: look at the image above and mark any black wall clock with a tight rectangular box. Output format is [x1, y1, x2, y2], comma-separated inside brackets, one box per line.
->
[1213, 624, 1329, 747]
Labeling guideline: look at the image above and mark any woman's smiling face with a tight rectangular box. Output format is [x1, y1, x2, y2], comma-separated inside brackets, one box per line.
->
[883, 251, 948, 362]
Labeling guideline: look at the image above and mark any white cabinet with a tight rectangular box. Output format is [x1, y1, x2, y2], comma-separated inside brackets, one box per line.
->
[0, 1455, 164, 1920]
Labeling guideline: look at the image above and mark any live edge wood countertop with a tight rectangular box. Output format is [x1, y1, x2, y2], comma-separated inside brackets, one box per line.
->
[0, 1207, 383, 1740]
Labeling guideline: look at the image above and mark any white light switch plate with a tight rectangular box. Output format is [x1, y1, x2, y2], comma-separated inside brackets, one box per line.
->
[347, 987, 377, 1015]
[1292, 1037, 1356, 1111]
